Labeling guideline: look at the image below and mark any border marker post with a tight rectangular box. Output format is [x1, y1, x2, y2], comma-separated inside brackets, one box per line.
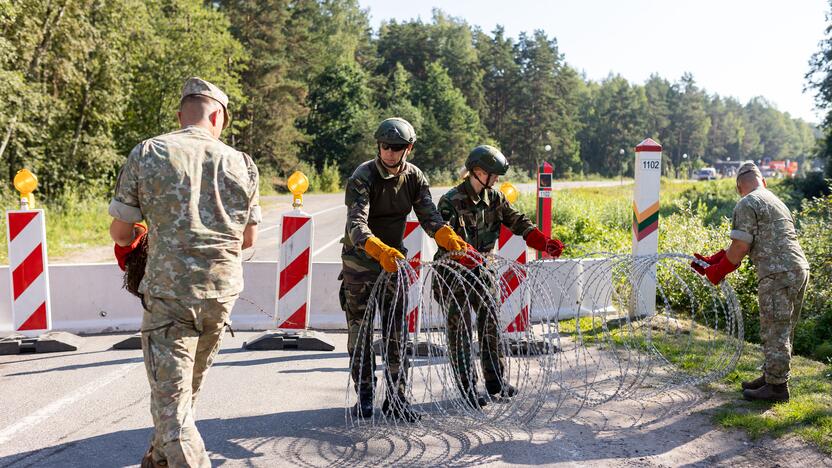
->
[631, 139, 662, 317]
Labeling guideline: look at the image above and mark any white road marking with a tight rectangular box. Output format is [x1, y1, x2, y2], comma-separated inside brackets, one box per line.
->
[312, 235, 343, 258]
[258, 205, 346, 234]
[0, 361, 142, 445]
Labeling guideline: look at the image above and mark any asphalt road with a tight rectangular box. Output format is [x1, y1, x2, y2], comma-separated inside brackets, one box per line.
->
[249, 180, 629, 263]
[0, 332, 826, 467]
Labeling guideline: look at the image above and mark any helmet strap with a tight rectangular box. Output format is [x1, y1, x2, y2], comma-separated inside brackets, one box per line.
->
[471, 170, 494, 192]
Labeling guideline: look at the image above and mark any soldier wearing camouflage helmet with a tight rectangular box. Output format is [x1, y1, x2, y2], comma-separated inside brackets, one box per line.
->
[109, 77, 260, 467]
[434, 145, 564, 409]
[692, 161, 809, 402]
[340, 117, 469, 422]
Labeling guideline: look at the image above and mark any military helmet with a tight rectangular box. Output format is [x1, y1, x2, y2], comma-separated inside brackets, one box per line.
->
[465, 145, 509, 175]
[374, 118, 417, 145]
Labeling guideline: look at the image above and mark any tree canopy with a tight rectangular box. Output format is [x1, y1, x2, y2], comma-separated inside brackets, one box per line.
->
[0, 1, 819, 198]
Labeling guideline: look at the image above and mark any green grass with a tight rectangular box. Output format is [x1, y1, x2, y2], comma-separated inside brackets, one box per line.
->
[712, 341, 832, 453]
[0, 194, 284, 265]
[0, 196, 113, 265]
[561, 313, 832, 454]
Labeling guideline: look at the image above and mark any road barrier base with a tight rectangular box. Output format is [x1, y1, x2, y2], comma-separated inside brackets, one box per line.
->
[112, 333, 142, 350]
[243, 329, 335, 351]
[0, 331, 81, 355]
[507, 338, 558, 356]
[371, 339, 446, 357]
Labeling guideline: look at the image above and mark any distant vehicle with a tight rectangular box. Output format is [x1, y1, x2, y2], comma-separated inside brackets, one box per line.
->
[761, 168, 779, 178]
[695, 167, 717, 181]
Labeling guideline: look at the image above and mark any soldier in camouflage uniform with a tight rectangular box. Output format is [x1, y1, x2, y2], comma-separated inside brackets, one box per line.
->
[692, 162, 809, 402]
[341, 117, 468, 422]
[435, 145, 564, 408]
[109, 77, 260, 467]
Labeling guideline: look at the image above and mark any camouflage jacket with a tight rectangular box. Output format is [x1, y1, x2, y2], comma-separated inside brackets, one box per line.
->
[730, 186, 809, 279]
[109, 126, 261, 299]
[341, 158, 445, 282]
[435, 178, 535, 256]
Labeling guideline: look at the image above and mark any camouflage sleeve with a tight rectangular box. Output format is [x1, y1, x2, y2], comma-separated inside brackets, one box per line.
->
[108, 143, 144, 223]
[498, 192, 535, 238]
[437, 195, 458, 230]
[245, 153, 262, 225]
[412, 170, 447, 237]
[435, 195, 458, 255]
[730, 198, 756, 244]
[345, 175, 374, 250]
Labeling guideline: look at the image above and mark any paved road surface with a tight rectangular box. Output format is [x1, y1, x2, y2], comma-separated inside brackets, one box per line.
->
[249, 180, 629, 263]
[0, 332, 827, 467]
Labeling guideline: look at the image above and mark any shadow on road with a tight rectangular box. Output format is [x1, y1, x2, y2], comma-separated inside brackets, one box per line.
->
[3, 386, 817, 467]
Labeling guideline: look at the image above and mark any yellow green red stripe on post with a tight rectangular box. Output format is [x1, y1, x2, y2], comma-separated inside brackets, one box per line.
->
[632, 200, 659, 241]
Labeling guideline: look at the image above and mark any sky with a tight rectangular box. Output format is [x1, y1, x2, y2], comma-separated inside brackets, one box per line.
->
[357, 0, 829, 124]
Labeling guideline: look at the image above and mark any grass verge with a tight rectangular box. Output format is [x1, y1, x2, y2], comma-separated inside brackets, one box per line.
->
[558, 314, 832, 454]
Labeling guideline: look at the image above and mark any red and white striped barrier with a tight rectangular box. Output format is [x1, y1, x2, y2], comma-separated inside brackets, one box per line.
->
[403, 215, 424, 334]
[6, 210, 51, 335]
[275, 210, 314, 329]
[496, 226, 530, 333]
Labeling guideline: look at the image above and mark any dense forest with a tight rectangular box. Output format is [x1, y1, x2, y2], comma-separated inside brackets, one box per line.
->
[0, 0, 821, 198]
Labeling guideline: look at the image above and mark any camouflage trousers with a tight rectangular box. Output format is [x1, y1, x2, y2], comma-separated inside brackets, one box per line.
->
[445, 281, 505, 392]
[141, 294, 236, 468]
[759, 269, 809, 384]
[340, 275, 409, 396]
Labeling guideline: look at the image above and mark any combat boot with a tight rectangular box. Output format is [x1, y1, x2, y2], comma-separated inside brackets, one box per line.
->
[351, 389, 374, 419]
[141, 446, 167, 467]
[743, 383, 789, 402]
[741, 374, 766, 390]
[381, 393, 421, 423]
[459, 386, 489, 410]
[486, 381, 518, 398]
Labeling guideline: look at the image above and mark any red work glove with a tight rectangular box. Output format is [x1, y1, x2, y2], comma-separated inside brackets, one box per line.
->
[703, 255, 739, 285]
[525, 228, 564, 258]
[455, 244, 482, 269]
[690, 249, 726, 275]
[114, 223, 147, 271]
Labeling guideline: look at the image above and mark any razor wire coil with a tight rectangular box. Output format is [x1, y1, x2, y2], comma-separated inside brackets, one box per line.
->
[345, 251, 744, 431]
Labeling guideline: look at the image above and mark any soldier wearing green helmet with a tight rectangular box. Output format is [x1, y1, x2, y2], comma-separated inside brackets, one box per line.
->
[435, 144, 565, 409]
[340, 117, 469, 422]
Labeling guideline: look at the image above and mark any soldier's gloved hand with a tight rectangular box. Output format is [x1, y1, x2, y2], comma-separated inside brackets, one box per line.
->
[435, 225, 467, 252]
[690, 250, 726, 275]
[545, 238, 564, 258]
[364, 236, 405, 273]
[703, 255, 739, 285]
[114, 223, 147, 271]
[456, 244, 482, 269]
[525, 228, 563, 258]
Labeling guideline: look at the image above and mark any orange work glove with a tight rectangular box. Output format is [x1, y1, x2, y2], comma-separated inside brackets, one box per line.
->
[365, 236, 405, 273]
[434, 225, 467, 252]
[114, 223, 147, 271]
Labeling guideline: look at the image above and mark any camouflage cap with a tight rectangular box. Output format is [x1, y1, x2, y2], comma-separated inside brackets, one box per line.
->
[180, 77, 230, 129]
[736, 162, 762, 179]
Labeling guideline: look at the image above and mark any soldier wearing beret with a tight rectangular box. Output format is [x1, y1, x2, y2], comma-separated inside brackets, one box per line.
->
[109, 77, 261, 467]
[692, 162, 809, 402]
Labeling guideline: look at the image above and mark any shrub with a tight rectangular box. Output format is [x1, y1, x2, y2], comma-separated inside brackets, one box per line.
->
[815, 341, 832, 363]
[258, 165, 281, 196]
[318, 160, 342, 193]
[425, 168, 459, 187]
